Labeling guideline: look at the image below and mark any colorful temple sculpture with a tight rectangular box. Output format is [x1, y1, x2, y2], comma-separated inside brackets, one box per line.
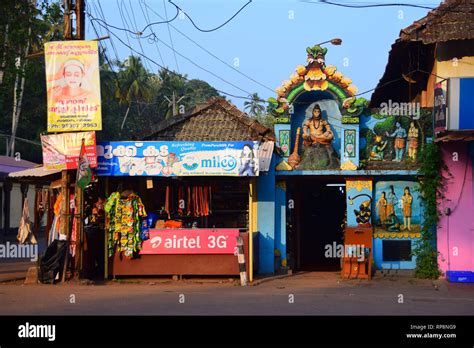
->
[262, 44, 434, 276]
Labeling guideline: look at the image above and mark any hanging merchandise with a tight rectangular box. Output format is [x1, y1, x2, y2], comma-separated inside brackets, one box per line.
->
[69, 194, 78, 258]
[48, 193, 62, 245]
[17, 198, 37, 245]
[105, 191, 147, 258]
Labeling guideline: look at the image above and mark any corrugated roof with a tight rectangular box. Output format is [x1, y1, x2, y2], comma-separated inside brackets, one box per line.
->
[0, 155, 37, 174]
[142, 97, 275, 142]
[8, 166, 61, 178]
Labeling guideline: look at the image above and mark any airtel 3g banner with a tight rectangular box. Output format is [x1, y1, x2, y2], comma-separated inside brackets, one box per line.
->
[140, 229, 240, 255]
[95, 141, 259, 176]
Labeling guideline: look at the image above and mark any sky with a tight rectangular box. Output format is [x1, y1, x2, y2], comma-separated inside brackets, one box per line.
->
[85, 0, 440, 110]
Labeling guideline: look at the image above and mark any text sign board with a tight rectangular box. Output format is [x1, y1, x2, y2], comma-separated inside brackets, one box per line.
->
[95, 141, 260, 176]
[140, 229, 240, 255]
[41, 131, 98, 170]
[45, 40, 102, 132]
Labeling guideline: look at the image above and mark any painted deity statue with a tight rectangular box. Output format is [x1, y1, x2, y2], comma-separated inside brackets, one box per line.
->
[386, 122, 407, 162]
[370, 136, 388, 161]
[386, 185, 398, 218]
[376, 191, 388, 225]
[401, 186, 413, 231]
[302, 104, 338, 166]
[407, 122, 419, 160]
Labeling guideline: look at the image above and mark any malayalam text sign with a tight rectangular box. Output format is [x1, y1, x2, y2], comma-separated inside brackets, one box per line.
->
[45, 41, 102, 132]
[140, 229, 240, 255]
[41, 131, 98, 170]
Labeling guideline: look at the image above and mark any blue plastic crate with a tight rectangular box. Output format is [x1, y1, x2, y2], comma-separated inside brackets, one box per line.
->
[446, 271, 474, 283]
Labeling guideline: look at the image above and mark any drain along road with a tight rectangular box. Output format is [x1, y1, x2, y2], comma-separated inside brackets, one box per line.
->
[1, 273, 473, 315]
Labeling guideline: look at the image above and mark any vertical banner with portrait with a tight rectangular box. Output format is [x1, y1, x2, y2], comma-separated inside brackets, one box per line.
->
[433, 82, 447, 134]
[45, 41, 102, 132]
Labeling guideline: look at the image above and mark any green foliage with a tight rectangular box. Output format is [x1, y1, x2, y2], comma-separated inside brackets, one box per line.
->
[413, 143, 445, 279]
[255, 113, 275, 130]
[0, 0, 63, 162]
[244, 93, 265, 117]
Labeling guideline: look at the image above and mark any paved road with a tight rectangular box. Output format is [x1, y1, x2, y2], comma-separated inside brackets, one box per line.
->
[1, 272, 473, 315]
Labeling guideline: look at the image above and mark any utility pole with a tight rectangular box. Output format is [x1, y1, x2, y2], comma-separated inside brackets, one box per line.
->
[164, 91, 185, 117]
[61, 0, 86, 282]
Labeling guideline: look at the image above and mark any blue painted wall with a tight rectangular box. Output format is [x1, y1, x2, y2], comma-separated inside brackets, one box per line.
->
[274, 182, 287, 266]
[257, 155, 276, 273]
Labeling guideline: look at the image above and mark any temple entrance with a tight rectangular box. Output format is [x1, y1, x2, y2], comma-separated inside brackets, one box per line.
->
[295, 178, 346, 271]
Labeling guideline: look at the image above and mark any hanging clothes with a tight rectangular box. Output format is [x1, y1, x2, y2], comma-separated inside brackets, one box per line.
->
[69, 194, 78, 258]
[105, 192, 147, 258]
[17, 198, 37, 245]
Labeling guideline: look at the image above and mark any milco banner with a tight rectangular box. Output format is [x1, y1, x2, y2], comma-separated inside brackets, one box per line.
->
[41, 131, 98, 170]
[45, 41, 102, 132]
[95, 141, 260, 176]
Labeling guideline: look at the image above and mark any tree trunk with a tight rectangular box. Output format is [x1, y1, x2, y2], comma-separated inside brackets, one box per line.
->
[9, 28, 30, 157]
[120, 105, 131, 130]
[0, 24, 9, 86]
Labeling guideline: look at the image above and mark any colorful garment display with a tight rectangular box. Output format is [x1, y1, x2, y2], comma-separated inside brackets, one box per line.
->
[105, 191, 146, 257]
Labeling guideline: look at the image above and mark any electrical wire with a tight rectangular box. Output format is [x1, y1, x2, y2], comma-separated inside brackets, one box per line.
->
[138, 0, 165, 66]
[302, 0, 474, 13]
[125, 0, 153, 71]
[163, 0, 180, 73]
[89, 18, 256, 98]
[302, 0, 434, 10]
[143, 0, 275, 93]
[168, 0, 252, 33]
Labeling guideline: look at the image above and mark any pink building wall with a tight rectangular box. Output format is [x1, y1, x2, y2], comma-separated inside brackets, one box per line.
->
[437, 141, 474, 275]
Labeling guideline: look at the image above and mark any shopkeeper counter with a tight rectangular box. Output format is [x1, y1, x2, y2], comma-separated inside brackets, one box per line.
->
[109, 229, 250, 276]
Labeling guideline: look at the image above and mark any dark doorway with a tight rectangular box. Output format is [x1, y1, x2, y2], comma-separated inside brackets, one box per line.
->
[297, 178, 346, 271]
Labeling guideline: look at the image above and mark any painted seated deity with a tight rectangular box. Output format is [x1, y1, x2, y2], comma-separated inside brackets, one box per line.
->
[300, 103, 339, 168]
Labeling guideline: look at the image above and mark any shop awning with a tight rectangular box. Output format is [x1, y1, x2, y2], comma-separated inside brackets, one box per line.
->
[8, 165, 61, 178]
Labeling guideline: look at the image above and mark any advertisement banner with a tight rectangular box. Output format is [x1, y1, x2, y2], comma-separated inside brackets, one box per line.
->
[434, 82, 447, 134]
[140, 229, 240, 255]
[95, 141, 260, 176]
[41, 131, 98, 170]
[45, 40, 102, 132]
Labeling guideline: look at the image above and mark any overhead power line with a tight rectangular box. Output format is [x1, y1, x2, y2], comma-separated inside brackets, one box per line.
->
[163, 0, 180, 73]
[303, 0, 434, 10]
[142, 0, 275, 93]
[168, 0, 253, 33]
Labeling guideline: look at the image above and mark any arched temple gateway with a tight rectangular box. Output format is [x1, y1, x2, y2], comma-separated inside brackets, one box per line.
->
[262, 44, 434, 277]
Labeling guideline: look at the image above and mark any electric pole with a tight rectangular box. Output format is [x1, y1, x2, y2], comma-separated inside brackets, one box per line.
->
[61, 0, 86, 282]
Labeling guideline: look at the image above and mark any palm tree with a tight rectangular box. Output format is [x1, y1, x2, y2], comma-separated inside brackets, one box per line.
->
[244, 93, 265, 117]
[115, 56, 154, 130]
[156, 69, 188, 119]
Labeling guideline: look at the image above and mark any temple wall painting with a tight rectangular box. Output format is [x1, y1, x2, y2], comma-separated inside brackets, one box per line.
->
[346, 179, 373, 228]
[373, 180, 422, 270]
[359, 109, 434, 170]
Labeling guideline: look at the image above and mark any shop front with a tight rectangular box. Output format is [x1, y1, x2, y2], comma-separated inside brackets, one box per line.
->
[90, 97, 275, 280]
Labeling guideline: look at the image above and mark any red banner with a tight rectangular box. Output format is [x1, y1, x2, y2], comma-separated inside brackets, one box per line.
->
[140, 229, 240, 255]
[41, 131, 97, 170]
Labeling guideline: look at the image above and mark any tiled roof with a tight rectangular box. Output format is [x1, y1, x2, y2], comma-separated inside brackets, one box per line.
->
[370, 0, 474, 106]
[142, 97, 275, 142]
[399, 0, 474, 44]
